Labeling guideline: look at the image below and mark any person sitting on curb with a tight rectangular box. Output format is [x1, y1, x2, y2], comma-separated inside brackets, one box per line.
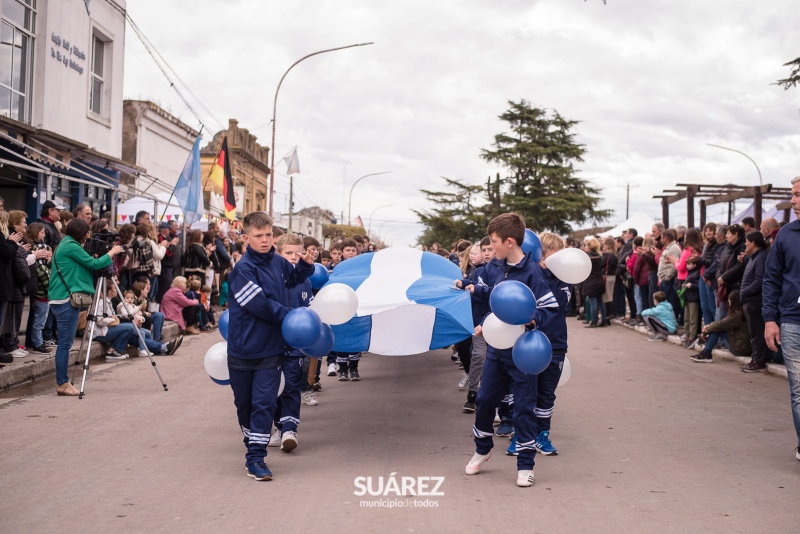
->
[160, 276, 201, 335]
[691, 291, 751, 363]
[641, 291, 678, 342]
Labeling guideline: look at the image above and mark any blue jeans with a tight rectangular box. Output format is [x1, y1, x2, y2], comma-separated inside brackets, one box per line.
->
[698, 281, 716, 326]
[150, 312, 164, 342]
[659, 279, 679, 321]
[589, 296, 606, 325]
[29, 300, 49, 348]
[95, 323, 138, 354]
[148, 275, 159, 302]
[704, 331, 732, 353]
[51, 302, 80, 386]
[648, 272, 659, 308]
[633, 286, 643, 315]
[780, 323, 800, 447]
[132, 327, 163, 354]
[43, 308, 56, 342]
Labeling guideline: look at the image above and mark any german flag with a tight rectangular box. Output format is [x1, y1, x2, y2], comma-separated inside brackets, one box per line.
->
[209, 137, 236, 219]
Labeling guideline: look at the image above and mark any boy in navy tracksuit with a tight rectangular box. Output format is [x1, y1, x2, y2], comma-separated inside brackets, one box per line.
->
[507, 232, 571, 457]
[267, 234, 314, 453]
[331, 238, 362, 381]
[464, 213, 559, 487]
[227, 213, 314, 481]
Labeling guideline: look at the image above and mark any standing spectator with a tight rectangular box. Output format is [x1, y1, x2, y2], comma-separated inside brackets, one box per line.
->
[156, 222, 179, 303]
[642, 236, 660, 309]
[632, 236, 652, 322]
[145, 224, 166, 304]
[601, 237, 617, 322]
[0, 211, 30, 359]
[657, 229, 681, 319]
[203, 229, 219, 290]
[667, 228, 703, 329]
[134, 211, 151, 226]
[23, 222, 52, 354]
[0, 211, 17, 363]
[763, 176, 800, 460]
[760, 217, 781, 247]
[37, 200, 64, 250]
[651, 222, 665, 249]
[703, 225, 728, 321]
[675, 225, 687, 248]
[73, 204, 92, 224]
[681, 257, 702, 348]
[183, 229, 210, 285]
[741, 216, 756, 234]
[739, 231, 769, 372]
[697, 223, 719, 328]
[716, 224, 747, 311]
[582, 237, 606, 328]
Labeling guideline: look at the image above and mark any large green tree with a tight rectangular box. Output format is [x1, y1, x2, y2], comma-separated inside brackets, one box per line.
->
[481, 99, 610, 234]
[414, 177, 486, 247]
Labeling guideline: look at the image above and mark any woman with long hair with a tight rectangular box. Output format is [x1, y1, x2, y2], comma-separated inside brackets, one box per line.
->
[583, 237, 607, 328]
[23, 222, 52, 354]
[692, 291, 750, 363]
[184, 229, 210, 285]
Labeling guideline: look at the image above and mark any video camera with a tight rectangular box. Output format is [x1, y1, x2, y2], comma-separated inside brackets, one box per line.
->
[84, 230, 126, 257]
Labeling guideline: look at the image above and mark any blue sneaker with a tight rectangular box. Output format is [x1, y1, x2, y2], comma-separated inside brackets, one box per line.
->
[506, 435, 518, 456]
[246, 461, 273, 481]
[534, 430, 558, 456]
[496, 419, 514, 437]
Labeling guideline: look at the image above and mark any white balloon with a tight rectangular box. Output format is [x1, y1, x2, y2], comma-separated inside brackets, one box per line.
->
[545, 248, 592, 284]
[204, 341, 229, 382]
[482, 313, 525, 349]
[558, 356, 571, 386]
[309, 283, 359, 325]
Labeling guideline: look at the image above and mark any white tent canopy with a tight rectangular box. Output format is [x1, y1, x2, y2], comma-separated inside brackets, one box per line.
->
[598, 211, 657, 238]
[116, 191, 185, 225]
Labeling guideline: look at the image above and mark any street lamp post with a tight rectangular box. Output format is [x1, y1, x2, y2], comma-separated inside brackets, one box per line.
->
[348, 171, 391, 225]
[706, 143, 763, 186]
[367, 204, 392, 235]
[268, 42, 374, 218]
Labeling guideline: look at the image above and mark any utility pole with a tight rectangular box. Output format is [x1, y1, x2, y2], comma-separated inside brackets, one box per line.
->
[618, 181, 639, 219]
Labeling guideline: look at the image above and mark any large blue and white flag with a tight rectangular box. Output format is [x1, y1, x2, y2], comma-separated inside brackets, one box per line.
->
[328, 248, 473, 355]
[173, 136, 204, 225]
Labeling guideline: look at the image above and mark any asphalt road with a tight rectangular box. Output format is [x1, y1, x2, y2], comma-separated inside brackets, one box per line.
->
[1, 322, 798, 533]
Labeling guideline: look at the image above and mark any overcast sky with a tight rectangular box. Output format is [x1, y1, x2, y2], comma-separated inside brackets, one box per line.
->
[123, 0, 800, 246]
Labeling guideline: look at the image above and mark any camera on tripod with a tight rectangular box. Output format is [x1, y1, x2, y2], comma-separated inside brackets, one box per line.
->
[85, 230, 126, 257]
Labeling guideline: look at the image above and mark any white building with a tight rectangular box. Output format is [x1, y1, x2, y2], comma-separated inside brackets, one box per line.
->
[274, 206, 336, 242]
[0, 0, 133, 219]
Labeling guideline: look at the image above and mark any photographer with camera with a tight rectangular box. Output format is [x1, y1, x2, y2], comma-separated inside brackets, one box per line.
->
[48, 218, 124, 396]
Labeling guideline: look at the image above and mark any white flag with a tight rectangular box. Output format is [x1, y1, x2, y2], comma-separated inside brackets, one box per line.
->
[283, 147, 300, 175]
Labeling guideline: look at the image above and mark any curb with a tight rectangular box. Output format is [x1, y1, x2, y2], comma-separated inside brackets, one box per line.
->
[0, 322, 181, 392]
[611, 318, 788, 380]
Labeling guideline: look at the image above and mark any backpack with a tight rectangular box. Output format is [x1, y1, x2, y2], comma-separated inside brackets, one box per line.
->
[133, 237, 155, 277]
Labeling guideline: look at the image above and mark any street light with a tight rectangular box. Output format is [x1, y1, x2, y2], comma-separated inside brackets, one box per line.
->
[348, 171, 391, 225]
[367, 204, 392, 235]
[706, 143, 763, 186]
[268, 42, 374, 217]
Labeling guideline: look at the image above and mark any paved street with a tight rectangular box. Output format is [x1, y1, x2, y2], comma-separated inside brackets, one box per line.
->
[1, 322, 798, 533]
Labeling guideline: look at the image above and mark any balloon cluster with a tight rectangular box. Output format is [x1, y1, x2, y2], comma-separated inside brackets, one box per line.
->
[205, 283, 359, 385]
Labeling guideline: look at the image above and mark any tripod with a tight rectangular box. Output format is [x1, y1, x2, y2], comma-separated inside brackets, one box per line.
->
[71, 269, 168, 398]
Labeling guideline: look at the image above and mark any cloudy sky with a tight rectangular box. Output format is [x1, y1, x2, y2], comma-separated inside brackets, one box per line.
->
[123, 0, 800, 246]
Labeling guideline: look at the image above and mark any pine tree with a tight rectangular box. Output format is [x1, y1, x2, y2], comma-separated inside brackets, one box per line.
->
[481, 100, 610, 234]
[414, 177, 486, 247]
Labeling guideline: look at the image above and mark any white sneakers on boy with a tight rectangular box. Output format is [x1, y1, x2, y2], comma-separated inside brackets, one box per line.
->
[327, 363, 337, 376]
[465, 452, 491, 475]
[280, 430, 298, 452]
[458, 372, 468, 390]
[268, 427, 281, 447]
[516, 470, 535, 487]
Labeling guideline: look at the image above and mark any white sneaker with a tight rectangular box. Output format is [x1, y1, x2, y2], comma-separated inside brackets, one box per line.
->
[458, 372, 468, 390]
[327, 363, 337, 376]
[138, 350, 149, 358]
[465, 451, 491, 475]
[302, 391, 318, 406]
[11, 348, 28, 358]
[281, 430, 298, 452]
[517, 469, 535, 487]
[268, 427, 281, 447]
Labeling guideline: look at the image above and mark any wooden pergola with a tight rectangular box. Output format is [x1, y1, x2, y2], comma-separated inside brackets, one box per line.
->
[653, 183, 793, 229]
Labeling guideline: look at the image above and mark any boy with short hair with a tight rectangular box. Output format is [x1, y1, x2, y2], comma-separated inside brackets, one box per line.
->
[268, 234, 315, 451]
[330, 237, 362, 380]
[340, 238, 358, 261]
[465, 213, 559, 487]
[642, 291, 678, 341]
[302, 236, 320, 263]
[227, 212, 314, 481]
[329, 243, 343, 269]
[320, 250, 332, 269]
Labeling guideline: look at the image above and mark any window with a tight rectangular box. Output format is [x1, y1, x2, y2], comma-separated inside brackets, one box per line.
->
[0, 0, 35, 122]
[89, 35, 104, 115]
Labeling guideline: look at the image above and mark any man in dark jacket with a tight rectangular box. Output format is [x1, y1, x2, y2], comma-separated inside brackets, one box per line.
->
[37, 200, 64, 250]
[739, 232, 768, 372]
[763, 176, 800, 460]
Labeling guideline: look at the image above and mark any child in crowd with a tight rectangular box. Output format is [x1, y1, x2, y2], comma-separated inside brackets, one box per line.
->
[681, 257, 702, 349]
[268, 234, 316, 453]
[116, 290, 144, 325]
[507, 232, 570, 457]
[226, 212, 314, 481]
[131, 279, 165, 343]
[641, 291, 678, 341]
[331, 238, 362, 381]
[465, 213, 559, 487]
[303, 236, 320, 263]
[198, 285, 217, 331]
[320, 250, 332, 269]
[329, 243, 343, 269]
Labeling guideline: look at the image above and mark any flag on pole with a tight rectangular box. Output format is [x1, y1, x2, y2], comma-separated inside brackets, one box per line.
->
[209, 137, 236, 220]
[283, 146, 300, 175]
[354, 215, 364, 228]
[173, 136, 204, 225]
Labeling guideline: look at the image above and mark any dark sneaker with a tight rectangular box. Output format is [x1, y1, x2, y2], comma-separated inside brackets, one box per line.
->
[246, 461, 273, 481]
[166, 335, 184, 355]
[350, 369, 360, 381]
[31, 345, 51, 354]
[496, 419, 514, 437]
[463, 392, 477, 413]
[741, 362, 766, 373]
[0, 353, 13, 364]
[44, 339, 57, 348]
[338, 371, 349, 381]
[506, 435, 518, 456]
[105, 350, 128, 362]
[691, 352, 714, 363]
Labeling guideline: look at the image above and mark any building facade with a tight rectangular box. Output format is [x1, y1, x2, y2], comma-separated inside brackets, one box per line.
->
[274, 206, 336, 242]
[0, 0, 132, 220]
[201, 119, 269, 219]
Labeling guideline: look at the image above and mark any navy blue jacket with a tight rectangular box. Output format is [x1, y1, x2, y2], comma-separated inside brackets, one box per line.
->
[763, 220, 800, 325]
[539, 268, 571, 355]
[476, 252, 559, 364]
[227, 246, 314, 359]
[739, 247, 766, 305]
[461, 263, 489, 328]
[287, 278, 313, 356]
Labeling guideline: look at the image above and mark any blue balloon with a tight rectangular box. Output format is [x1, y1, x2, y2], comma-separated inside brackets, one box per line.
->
[309, 262, 330, 289]
[490, 280, 537, 325]
[512, 330, 553, 375]
[281, 308, 323, 349]
[219, 310, 230, 341]
[522, 229, 543, 262]
[302, 323, 335, 358]
[210, 377, 230, 386]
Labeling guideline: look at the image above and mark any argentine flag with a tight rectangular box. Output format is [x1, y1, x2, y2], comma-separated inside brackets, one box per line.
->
[328, 248, 473, 356]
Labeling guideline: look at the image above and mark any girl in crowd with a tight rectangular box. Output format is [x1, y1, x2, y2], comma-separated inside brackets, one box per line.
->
[24, 222, 52, 354]
[600, 237, 618, 325]
[132, 278, 165, 342]
[696, 223, 719, 327]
